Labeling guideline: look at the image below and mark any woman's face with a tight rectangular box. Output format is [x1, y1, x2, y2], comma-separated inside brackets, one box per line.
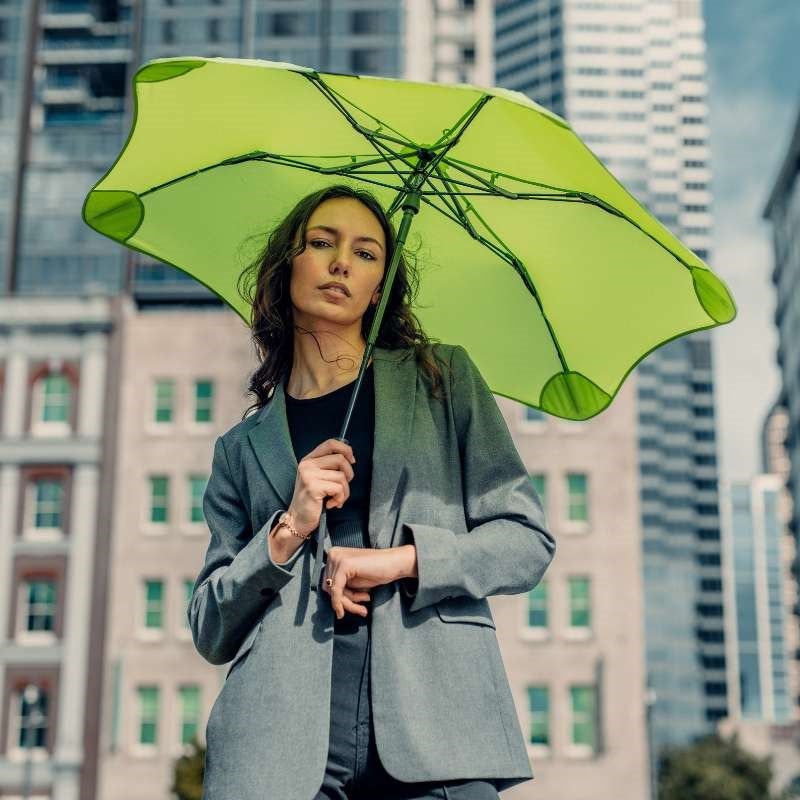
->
[289, 197, 386, 334]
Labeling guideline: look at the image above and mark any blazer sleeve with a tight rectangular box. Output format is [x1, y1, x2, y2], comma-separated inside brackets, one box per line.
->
[399, 344, 555, 613]
[187, 435, 306, 665]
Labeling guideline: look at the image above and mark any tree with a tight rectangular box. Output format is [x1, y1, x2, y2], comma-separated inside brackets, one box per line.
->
[171, 734, 205, 800]
[658, 731, 779, 800]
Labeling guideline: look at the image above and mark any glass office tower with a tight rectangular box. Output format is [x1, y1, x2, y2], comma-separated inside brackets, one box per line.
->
[724, 477, 793, 723]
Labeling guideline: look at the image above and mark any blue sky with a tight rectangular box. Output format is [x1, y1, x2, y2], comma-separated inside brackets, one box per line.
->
[704, 0, 799, 482]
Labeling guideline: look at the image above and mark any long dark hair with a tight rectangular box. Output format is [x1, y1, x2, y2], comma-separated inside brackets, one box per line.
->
[236, 183, 450, 421]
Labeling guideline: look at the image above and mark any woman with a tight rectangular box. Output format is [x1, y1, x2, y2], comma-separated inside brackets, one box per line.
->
[189, 184, 556, 800]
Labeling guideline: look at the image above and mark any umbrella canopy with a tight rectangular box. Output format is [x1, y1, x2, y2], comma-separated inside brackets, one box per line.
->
[83, 56, 736, 421]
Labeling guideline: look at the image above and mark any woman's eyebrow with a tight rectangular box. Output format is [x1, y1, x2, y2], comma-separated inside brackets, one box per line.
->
[307, 224, 384, 252]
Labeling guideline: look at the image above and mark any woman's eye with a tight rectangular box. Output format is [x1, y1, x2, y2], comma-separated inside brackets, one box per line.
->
[310, 240, 375, 261]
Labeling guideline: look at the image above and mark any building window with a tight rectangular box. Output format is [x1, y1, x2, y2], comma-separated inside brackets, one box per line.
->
[11, 686, 49, 757]
[149, 476, 169, 523]
[189, 475, 208, 523]
[568, 576, 591, 629]
[41, 375, 70, 422]
[162, 19, 175, 44]
[194, 380, 213, 423]
[32, 373, 72, 435]
[144, 580, 164, 630]
[567, 473, 588, 522]
[271, 12, 306, 36]
[137, 686, 160, 746]
[350, 10, 381, 35]
[527, 686, 550, 746]
[28, 479, 64, 539]
[25, 581, 56, 634]
[350, 49, 382, 74]
[154, 379, 174, 423]
[17, 580, 57, 644]
[569, 685, 597, 752]
[527, 581, 548, 628]
[178, 686, 201, 746]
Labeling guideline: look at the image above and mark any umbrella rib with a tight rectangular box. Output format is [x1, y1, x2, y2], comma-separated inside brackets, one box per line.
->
[300, 74, 488, 185]
[304, 71, 418, 146]
[384, 95, 491, 218]
[426, 95, 495, 151]
[135, 150, 415, 199]
[424, 163, 576, 405]
[440, 157, 698, 271]
[301, 72, 422, 162]
[411, 188, 581, 413]
[299, 71, 497, 218]
[431, 164, 480, 238]
[444, 155, 575, 195]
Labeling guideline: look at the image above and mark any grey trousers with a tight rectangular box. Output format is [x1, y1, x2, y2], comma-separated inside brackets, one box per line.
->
[313, 602, 501, 800]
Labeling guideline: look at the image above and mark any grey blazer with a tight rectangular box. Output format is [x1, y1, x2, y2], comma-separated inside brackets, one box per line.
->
[189, 342, 556, 800]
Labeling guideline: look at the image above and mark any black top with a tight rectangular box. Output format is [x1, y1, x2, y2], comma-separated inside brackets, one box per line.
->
[284, 361, 374, 549]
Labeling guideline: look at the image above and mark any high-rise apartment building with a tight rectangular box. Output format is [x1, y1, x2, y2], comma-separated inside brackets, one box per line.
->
[405, 0, 493, 87]
[493, 0, 725, 786]
[760, 402, 799, 719]
[4, 0, 134, 296]
[763, 102, 800, 717]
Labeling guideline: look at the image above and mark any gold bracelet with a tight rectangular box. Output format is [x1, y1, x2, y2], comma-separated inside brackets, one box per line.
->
[275, 510, 314, 541]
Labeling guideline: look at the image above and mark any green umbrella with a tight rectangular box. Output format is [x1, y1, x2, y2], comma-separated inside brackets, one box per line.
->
[82, 56, 736, 589]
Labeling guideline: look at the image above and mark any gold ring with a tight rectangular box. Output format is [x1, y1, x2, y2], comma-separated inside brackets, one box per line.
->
[325, 577, 333, 587]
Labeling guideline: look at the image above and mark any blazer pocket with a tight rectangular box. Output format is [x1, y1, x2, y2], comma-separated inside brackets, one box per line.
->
[435, 596, 496, 629]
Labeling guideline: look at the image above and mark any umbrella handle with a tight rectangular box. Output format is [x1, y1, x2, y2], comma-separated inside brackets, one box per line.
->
[309, 437, 349, 592]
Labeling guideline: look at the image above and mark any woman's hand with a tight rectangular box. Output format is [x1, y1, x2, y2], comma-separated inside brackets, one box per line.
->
[322, 545, 417, 619]
[287, 438, 356, 536]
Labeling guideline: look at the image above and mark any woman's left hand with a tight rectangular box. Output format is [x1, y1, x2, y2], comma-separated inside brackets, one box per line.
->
[322, 545, 415, 620]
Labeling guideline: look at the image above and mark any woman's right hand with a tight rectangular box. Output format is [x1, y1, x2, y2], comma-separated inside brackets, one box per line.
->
[287, 438, 356, 536]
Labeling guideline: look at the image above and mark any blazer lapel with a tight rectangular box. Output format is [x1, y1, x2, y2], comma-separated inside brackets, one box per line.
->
[245, 345, 418, 551]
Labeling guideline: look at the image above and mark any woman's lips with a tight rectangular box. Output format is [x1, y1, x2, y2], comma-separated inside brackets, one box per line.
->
[321, 287, 348, 299]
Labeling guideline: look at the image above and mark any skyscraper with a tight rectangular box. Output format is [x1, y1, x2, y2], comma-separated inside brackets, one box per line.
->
[763, 101, 800, 721]
[3, 0, 134, 296]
